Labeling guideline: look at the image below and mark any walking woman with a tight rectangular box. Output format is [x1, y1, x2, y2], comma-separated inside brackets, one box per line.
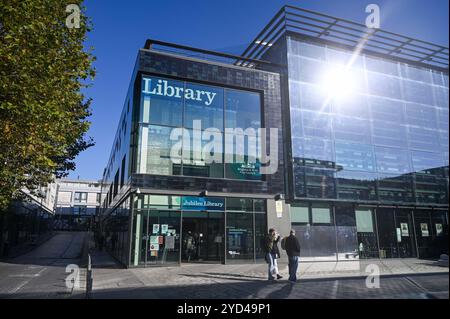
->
[264, 228, 283, 280]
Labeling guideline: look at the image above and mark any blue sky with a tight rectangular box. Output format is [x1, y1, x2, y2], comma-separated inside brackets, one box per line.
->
[72, 0, 449, 180]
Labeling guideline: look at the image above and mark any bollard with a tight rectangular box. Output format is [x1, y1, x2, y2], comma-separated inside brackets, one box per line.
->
[85, 254, 93, 299]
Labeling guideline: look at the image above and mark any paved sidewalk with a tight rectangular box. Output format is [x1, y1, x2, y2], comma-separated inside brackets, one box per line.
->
[90, 251, 448, 299]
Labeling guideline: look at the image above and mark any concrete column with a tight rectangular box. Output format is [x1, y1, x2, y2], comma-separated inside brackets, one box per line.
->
[266, 199, 291, 262]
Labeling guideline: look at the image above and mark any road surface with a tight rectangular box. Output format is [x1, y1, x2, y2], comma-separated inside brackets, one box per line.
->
[0, 232, 87, 299]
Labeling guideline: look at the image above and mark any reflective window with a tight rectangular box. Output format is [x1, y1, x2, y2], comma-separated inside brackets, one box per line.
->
[226, 198, 253, 211]
[371, 120, 408, 148]
[304, 166, 336, 199]
[365, 56, 399, 76]
[226, 212, 254, 261]
[225, 89, 261, 130]
[138, 76, 261, 181]
[432, 71, 445, 86]
[410, 151, 444, 175]
[437, 108, 449, 131]
[299, 110, 332, 139]
[296, 82, 330, 112]
[298, 57, 328, 85]
[312, 205, 332, 224]
[327, 47, 364, 69]
[367, 72, 402, 100]
[434, 87, 449, 108]
[375, 147, 411, 174]
[402, 80, 434, 105]
[224, 131, 261, 180]
[333, 94, 369, 118]
[369, 97, 405, 123]
[400, 65, 432, 83]
[295, 137, 334, 167]
[297, 41, 326, 60]
[333, 115, 371, 144]
[377, 173, 414, 203]
[74, 192, 87, 203]
[138, 125, 182, 176]
[184, 83, 224, 130]
[335, 142, 375, 172]
[407, 127, 440, 152]
[183, 129, 223, 178]
[336, 171, 377, 201]
[405, 103, 437, 128]
[287, 38, 448, 205]
[141, 77, 183, 127]
[291, 205, 309, 223]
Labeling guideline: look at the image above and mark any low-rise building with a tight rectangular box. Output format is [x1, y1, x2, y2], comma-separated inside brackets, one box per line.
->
[54, 179, 102, 231]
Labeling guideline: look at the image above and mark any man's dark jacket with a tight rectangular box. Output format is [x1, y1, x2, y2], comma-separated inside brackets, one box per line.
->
[285, 234, 301, 257]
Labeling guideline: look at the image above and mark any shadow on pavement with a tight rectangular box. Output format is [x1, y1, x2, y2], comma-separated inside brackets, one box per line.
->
[89, 273, 449, 299]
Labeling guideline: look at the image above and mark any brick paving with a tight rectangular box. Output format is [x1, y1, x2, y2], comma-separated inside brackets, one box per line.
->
[90, 251, 449, 299]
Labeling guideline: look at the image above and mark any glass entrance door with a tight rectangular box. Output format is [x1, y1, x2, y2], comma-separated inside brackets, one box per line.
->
[395, 209, 417, 258]
[181, 211, 224, 263]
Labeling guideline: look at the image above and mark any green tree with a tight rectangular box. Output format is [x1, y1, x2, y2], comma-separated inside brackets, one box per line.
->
[0, 0, 95, 209]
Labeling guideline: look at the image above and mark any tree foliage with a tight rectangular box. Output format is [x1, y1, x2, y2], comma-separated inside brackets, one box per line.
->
[0, 0, 95, 209]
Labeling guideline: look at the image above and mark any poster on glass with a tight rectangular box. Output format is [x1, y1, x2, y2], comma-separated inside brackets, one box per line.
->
[420, 223, 429, 237]
[400, 223, 409, 236]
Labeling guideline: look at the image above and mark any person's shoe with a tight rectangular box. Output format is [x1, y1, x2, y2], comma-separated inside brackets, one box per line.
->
[277, 274, 283, 279]
[288, 279, 296, 284]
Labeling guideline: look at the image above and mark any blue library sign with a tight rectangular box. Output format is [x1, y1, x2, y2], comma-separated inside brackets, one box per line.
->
[181, 196, 225, 211]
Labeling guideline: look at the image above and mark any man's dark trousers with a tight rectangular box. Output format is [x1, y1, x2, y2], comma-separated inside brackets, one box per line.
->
[288, 256, 299, 282]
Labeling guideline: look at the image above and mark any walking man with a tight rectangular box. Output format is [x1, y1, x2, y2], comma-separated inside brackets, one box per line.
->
[285, 229, 301, 283]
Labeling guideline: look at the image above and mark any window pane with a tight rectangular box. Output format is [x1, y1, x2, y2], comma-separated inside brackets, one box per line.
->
[226, 212, 254, 261]
[224, 131, 261, 180]
[225, 89, 261, 130]
[335, 142, 375, 172]
[184, 83, 224, 130]
[291, 205, 309, 223]
[356, 209, 374, 232]
[402, 80, 434, 105]
[375, 147, 411, 174]
[226, 198, 253, 211]
[336, 171, 377, 201]
[333, 115, 371, 144]
[405, 103, 437, 129]
[369, 96, 405, 123]
[365, 56, 399, 76]
[183, 129, 223, 178]
[138, 125, 182, 175]
[367, 72, 402, 100]
[141, 76, 183, 127]
[312, 206, 331, 224]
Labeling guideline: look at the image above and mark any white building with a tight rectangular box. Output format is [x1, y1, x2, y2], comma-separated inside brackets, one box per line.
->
[54, 179, 102, 230]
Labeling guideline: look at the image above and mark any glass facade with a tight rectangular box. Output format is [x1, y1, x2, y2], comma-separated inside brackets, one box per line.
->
[137, 76, 263, 180]
[124, 195, 267, 266]
[291, 202, 449, 260]
[287, 37, 448, 259]
[287, 38, 449, 205]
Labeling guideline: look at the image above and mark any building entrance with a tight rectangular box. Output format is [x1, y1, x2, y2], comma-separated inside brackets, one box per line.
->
[181, 211, 224, 263]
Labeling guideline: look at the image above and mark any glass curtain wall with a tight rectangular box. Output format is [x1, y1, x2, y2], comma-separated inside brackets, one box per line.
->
[129, 195, 267, 266]
[130, 195, 181, 266]
[137, 76, 263, 181]
[103, 197, 131, 265]
[291, 202, 449, 260]
[287, 38, 449, 206]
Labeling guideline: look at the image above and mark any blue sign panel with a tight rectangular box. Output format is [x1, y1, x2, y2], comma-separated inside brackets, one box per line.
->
[181, 197, 225, 211]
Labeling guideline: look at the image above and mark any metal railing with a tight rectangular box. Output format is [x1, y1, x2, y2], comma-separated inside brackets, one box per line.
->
[144, 39, 284, 69]
[239, 5, 449, 72]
